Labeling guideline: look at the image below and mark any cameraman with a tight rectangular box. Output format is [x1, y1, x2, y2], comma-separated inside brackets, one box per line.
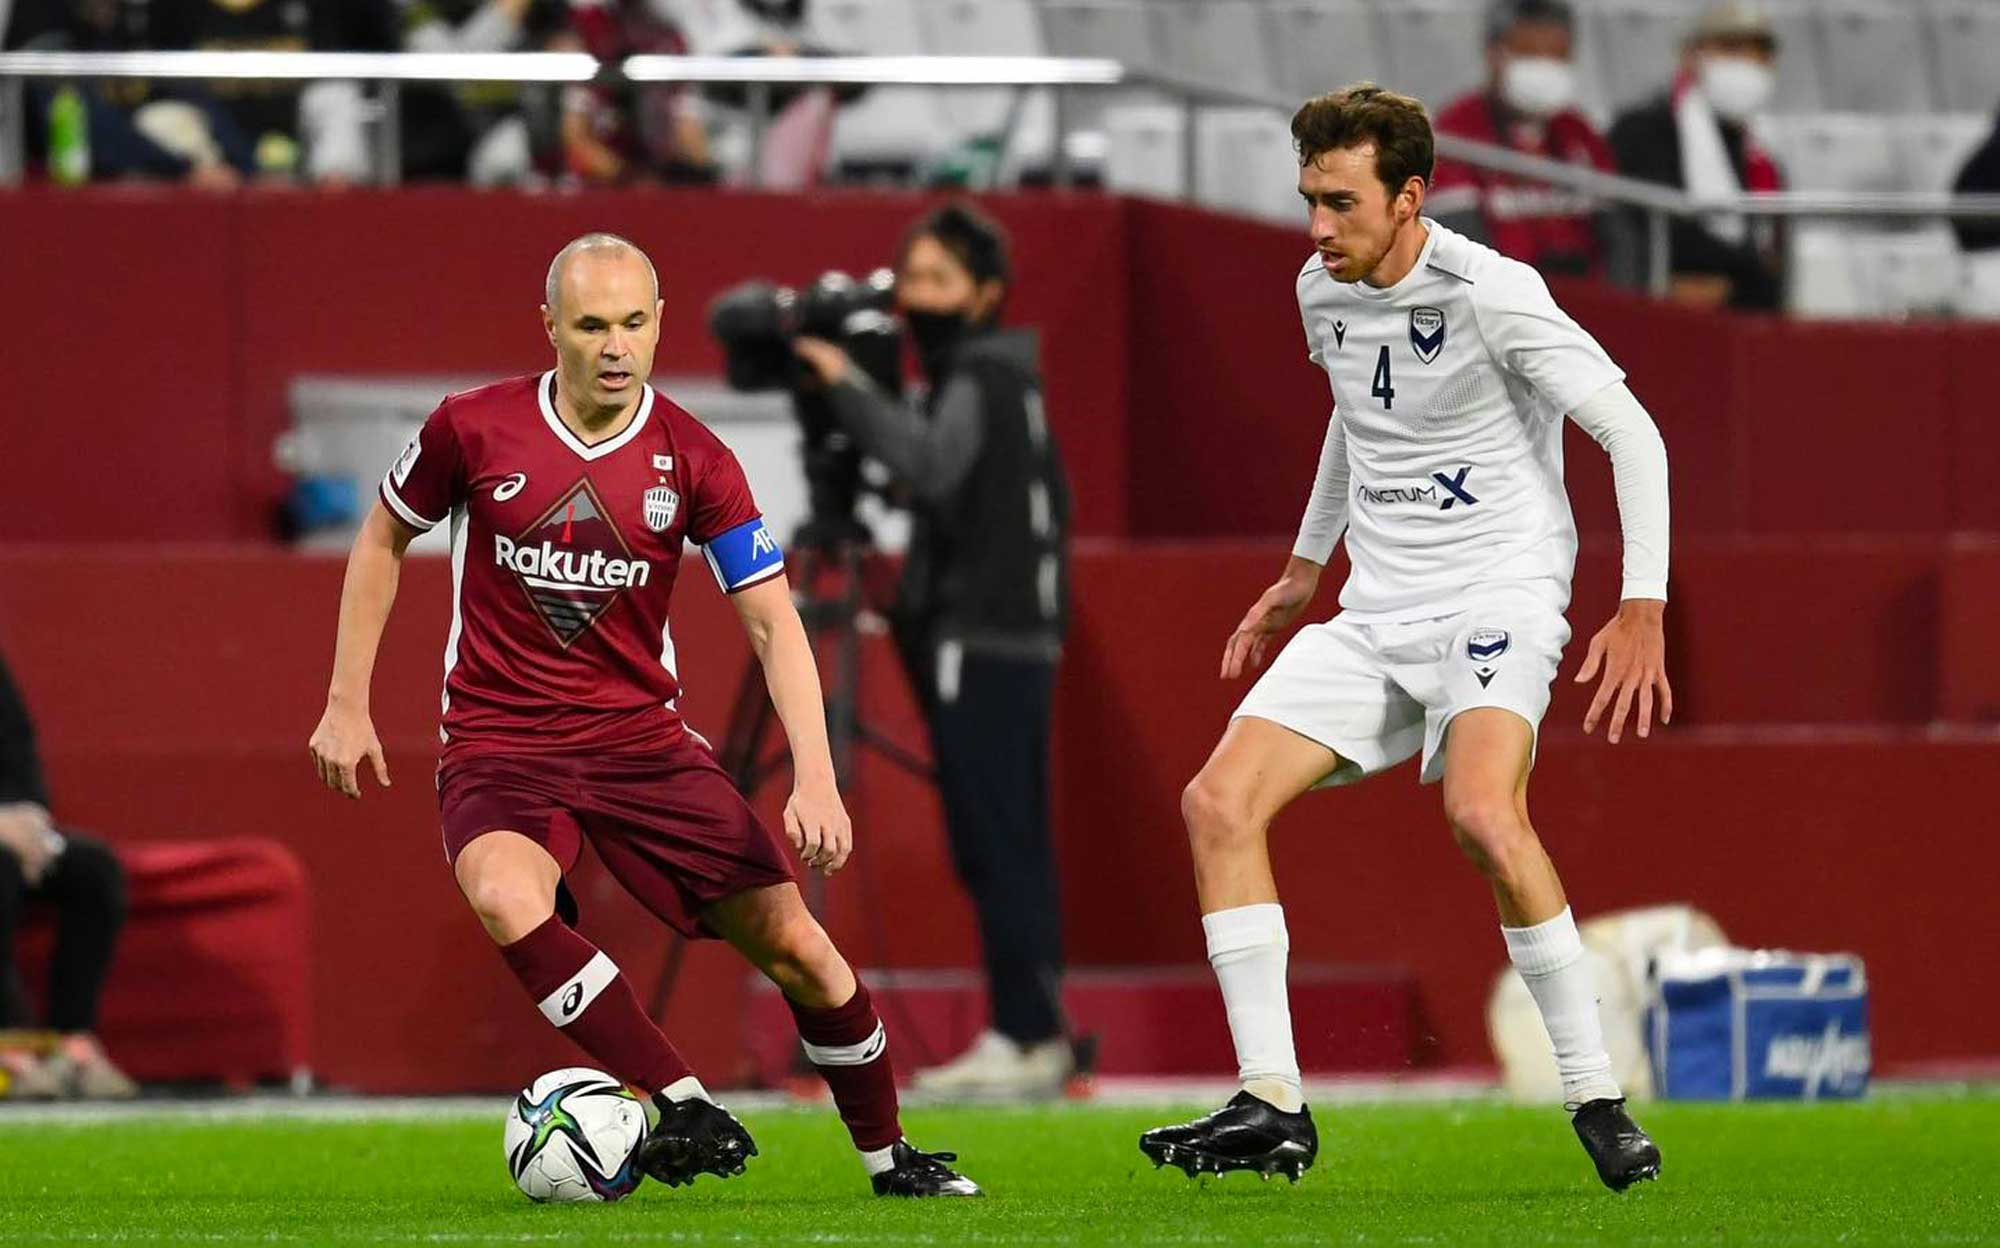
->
[795, 203, 1074, 1100]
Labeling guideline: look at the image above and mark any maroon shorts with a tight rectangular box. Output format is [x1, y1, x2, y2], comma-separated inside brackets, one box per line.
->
[438, 735, 796, 939]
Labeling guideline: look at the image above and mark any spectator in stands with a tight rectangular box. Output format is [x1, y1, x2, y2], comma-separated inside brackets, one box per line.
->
[0, 652, 135, 1101]
[143, 0, 401, 185]
[557, 0, 717, 184]
[5, 0, 252, 188]
[1609, 0, 1786, 311]
[1431, 0, 1622, 279]
[1951, 112, 2000, 317]
[392, 0, 569, 184]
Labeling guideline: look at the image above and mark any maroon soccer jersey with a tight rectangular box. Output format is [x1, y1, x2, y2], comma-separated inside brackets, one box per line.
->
[380, 372, 785, 763]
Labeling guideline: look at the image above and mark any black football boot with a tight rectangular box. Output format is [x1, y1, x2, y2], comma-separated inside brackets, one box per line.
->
[638, 1093, 758, 1188]
[870, 1141, 983, 1197]
[1572, 1097, 1662, 1191]
[1139, 1091, 1318, 1182]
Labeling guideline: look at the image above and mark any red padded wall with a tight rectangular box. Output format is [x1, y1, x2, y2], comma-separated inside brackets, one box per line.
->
[3, 543, 1996, 1089]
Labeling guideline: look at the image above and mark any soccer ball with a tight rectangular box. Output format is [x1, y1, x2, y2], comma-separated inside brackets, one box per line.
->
[503, 1067, 647, 1203]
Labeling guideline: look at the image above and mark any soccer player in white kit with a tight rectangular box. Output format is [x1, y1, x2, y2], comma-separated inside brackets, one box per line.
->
[1140, 85, 1669, 1191]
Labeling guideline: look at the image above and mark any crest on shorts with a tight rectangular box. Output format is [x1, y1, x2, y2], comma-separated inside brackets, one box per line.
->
[1467, 629, 1510, 662]
[1468, 628, 1509, 689]
[1410, 306, 1446, 364]
[643, 485, 679, 532]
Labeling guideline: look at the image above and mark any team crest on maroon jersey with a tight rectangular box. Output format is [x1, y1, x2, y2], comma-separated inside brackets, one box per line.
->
[492, 478, 653, 648]
[643, 485, 679, 532]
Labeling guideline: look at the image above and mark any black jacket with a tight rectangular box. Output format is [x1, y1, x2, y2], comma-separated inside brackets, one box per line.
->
[0, 653, 50, 811]
[829, 327, 1070, 659]
[1609, 93, 1783, 310]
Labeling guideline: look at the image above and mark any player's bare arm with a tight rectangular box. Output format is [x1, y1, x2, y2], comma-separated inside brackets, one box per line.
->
[730, 574, 852, 876]
[1574, 598, 1672, 744]
[1221, 556, 1325, 680]
[308, 502, 412, 799]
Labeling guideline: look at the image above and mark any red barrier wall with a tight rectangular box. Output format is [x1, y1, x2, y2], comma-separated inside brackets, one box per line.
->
[1, 543, 1994, 1090]
[5, 188, 1999, 543]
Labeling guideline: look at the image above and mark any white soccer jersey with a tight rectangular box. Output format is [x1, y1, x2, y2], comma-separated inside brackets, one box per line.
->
[1292, 220, 1628, 622]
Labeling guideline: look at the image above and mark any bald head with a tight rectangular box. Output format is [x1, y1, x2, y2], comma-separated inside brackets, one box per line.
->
[544, 233, 659, 314]
[540, 233, 664, 419]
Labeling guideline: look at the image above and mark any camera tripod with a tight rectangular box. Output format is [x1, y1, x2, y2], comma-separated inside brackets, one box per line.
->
[645, 531, 935, 1026]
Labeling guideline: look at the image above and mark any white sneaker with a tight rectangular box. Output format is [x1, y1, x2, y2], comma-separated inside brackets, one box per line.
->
[912, 1030, 1074, 1102]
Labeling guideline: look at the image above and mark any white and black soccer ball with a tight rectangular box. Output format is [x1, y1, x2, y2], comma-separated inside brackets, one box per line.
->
[503, 1067, 647, 1203]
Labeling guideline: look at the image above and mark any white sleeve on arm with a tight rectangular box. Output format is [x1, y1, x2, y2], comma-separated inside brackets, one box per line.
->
[1292, 413, 1350, 565]
[1569, 382, 1671, 602]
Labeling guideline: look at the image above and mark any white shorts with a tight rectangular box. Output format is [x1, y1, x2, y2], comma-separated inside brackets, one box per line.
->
[1232, 590, 1571, 787]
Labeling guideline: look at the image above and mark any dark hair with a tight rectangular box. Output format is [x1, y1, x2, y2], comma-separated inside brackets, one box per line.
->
[1484, 0, 1574, 45]
[902, 201, 1013, 289]
[1290, 82, 1435, 194]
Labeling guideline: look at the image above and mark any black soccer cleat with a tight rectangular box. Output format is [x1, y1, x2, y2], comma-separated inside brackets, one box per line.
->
[870, 1141, 983, 1197]
[1571, 1097, 1661, 1192]
[1139, 1091, 1318, 1182]
[639, 1093, 758, 1188]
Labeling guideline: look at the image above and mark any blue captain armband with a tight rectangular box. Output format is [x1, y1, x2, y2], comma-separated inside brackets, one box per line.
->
[702, 516, 785, 592]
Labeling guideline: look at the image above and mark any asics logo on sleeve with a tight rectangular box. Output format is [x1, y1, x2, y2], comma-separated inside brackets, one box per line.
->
[1357, 467, 1479, 511]
[494, 472, 528, 501]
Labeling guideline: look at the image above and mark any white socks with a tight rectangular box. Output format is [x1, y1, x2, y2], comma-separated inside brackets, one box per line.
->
[1502, 906, 1621, 1107]
[859, 1143, 899, 1176]
[660, 1074, 712, 1105]
[1203, 903, 1304, 1113]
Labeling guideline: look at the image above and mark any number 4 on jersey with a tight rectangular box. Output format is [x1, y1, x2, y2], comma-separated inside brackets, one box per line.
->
[1372, 345, 1395, 410]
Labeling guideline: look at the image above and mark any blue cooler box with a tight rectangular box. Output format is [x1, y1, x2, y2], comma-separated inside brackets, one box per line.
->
[1647, 949, 1870, 1100]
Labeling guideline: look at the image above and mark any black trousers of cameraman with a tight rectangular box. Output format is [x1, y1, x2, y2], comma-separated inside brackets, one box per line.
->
[902, 637, 1067, 1047]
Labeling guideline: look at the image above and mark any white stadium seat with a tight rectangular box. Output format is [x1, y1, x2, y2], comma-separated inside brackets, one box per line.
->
[1101, 103, 1301, 222]
[1927, 0, 2000, 113]
[916, 0, 1061, 177]
[1586, 0, 1694, 116]
[1371, 0, 1487, 114]
[1036, 0, 1174, 144]
[1760, 0, 1826, 113]
[1816, 1, 1933, 114]
[1152, 0, 1282, 95]
[1264, 0, 1390, 101]
[1894, 113, 1992, 194]
[812, 0, 954, 172]
[1753, 113, 1899, 193]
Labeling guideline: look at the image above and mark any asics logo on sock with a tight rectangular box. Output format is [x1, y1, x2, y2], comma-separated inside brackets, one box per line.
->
[561, 982, 584, 1017]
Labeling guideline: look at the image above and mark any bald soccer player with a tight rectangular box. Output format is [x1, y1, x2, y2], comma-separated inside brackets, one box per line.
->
[308, 234, 979, 1199]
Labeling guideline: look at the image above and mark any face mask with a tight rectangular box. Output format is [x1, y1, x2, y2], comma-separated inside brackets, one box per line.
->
[1698, 55, 1775, 122]
[903, 308, 969, 377]
[1499, 56, 1576, 118]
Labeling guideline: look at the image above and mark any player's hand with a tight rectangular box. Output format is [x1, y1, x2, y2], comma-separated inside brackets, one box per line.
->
[793, 337, 850, 388]
[1221, 573, 1317, 679]
[1574, 599, 1673, 744]
[308, 697, 391, 800]
[784, 774, 852, 877]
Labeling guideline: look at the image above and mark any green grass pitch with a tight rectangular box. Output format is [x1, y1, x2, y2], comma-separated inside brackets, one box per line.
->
[1, 1096, 1994, 1245]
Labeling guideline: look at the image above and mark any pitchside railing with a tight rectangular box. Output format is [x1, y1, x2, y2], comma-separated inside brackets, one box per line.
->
[4, 50, 2000, 297]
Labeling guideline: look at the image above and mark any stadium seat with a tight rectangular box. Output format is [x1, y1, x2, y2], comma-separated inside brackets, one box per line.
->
[915, 0, 1062, 179]
[1263, 0, 1389, 102]
[1585, 0, 1691, 117]
[1927, 0, 2000, 113]
[1753, 113, 1899, 193]
[1150, 0, 1282, 96]
[1816, 1, 1934, 114]
[1761, 0, 1826, 113]
[1035, 0, 1174, 144]
[1370, 0, 1487, 114]
[1894, 113, 1991, 194]
[812, 0, 956, 175]
[1789, 223, 1962, 321]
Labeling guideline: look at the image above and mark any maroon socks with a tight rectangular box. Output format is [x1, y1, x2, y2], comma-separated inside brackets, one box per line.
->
[498, 914, 691, 1096]
[787, 981, 903, 1155]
